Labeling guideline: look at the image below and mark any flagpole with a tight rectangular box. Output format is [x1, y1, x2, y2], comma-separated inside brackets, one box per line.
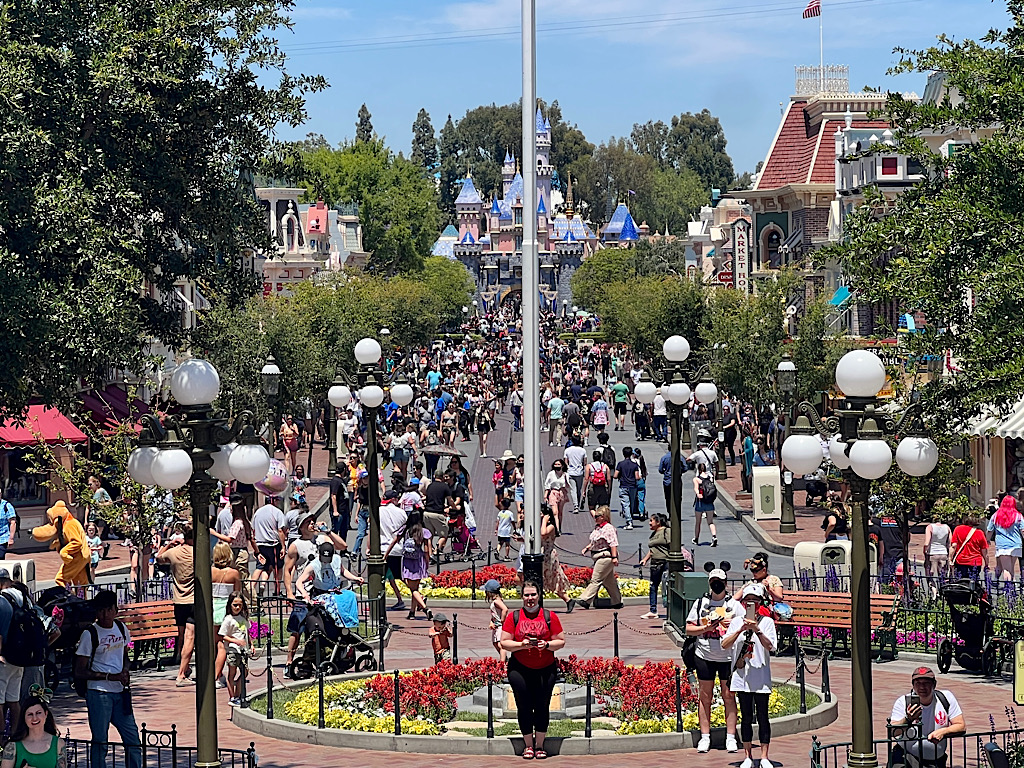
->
[819, 6, 824, 92]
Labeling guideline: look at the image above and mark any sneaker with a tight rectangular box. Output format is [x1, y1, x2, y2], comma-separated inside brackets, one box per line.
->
[712, 538, 719, 548]
[387, 602, 407, 611]
[740, 759, 754, 768]
[229, 697, 241, 706]
[760, 760, 773, 768]
[624, 524, 635, 530]
[726, 735, 739, 753]
[696, 735, 711, 753]
[565, 599, 576, 614]
[640, 612, 658, 620]
[577, 600, 591, 610]
[215, 678, 227, 689]
[283, 666, 293, 679]
[692, 537, 699, 545]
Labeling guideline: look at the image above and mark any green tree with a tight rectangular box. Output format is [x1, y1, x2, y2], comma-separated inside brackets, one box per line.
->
[826, 2, 1024, 428]
[633, 166, 708, 234]
[0, 0, 325, 416]
[791, 298, 852, 406]
[410, 108, 438, 175]
[599, 276, 706, 361]
[356, 104, 374, 142]
[665, 110, 735, 192]
[438, 114, 462, 221]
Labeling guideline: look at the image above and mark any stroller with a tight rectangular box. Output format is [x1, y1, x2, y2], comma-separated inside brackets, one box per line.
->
[37, 587, 97, 691]
[287, 597, 377, 680]
[447, 517, 483, 561]
[935, 579, 1010, 676]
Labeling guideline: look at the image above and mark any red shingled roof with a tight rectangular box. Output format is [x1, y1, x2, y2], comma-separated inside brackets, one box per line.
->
[756, 101, 891, 190]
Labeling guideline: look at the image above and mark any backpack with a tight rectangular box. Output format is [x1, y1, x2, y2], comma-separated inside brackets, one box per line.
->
[681, 592, 711, 670]
[698, 475, 718, 505]
[402, 537, 419, 556]
[512, 608, 552, 635]
[591, 462, 607, 486]
[2, 595, 48, 667]
[601, 446, 616, 471]
[73, 620, 127, 698]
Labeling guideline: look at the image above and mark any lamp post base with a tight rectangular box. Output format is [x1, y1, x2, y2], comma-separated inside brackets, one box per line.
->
[846, 751, 879, 768]
[522, 553, 544, 603]
[780, 483, 796, 534]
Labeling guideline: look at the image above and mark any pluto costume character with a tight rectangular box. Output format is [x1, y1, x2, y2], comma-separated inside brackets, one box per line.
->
[32, 500, 91, 586]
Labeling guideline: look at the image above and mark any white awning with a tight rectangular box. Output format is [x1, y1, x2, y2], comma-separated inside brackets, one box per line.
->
[173, 288, 194, 311]
[970, 398, 1024, 439]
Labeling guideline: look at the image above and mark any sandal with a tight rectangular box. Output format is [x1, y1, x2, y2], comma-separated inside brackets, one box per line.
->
[522, 747, 535, 760]
[535, 749, 547, 760]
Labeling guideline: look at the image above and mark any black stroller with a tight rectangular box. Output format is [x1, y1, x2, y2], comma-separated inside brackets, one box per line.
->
[287, 600, 377, 680]
[935, 579, 1011, 676]
[37, 587, 97, 691]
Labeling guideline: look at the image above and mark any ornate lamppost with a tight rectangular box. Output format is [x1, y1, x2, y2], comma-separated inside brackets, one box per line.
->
[776, 352, 798, 534]
[781, 349, 938, 768]
[324, 338, 414, 627]
[634, 336, 718, 626]
[127, 360, 272, 768]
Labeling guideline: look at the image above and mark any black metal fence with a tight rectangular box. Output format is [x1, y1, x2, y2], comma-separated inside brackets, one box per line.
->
[63, 724, 256, 768]
[810, 726, 1023, 768]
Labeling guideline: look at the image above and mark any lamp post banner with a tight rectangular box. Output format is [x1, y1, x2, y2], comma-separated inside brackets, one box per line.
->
[733, 218, 750, 295]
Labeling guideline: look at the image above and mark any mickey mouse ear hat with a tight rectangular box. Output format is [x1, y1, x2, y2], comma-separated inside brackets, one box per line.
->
[704, 561, 731, 582]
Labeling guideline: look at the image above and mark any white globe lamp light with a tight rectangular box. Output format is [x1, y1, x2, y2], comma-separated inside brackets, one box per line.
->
[360, 385, 385, 409]
[895, 436, 939, 477]
[328, 385, 352, 408]
[171, 359, 221, 406]
[663, 335, 691, 363]
[209, 442, 237, 482]
[354, 338, 382, 366]
[151, 448, 194, 490]
[127, 446, 160, 486]
[848, 438, 893, 480]
[835, 350, 887, 398]
[634, 380, 657, 405]
[667, 382, 692, 406]
[229, 443, 272, 484]
[391, 382, 415, 407]
[828, 433, 851, 470]
[694, 381, 718, 405]
[781, 434, 824, 476]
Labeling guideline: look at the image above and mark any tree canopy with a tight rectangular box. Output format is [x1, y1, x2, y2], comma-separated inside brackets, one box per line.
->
[0, 0, 325, 415]
[356, 104, 374, 142]
[410, 108, 438, 175]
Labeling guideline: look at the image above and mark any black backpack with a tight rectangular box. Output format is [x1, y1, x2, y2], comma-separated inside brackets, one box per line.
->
[601, 446, 616, 472]
[512, 608, 552, 633]
[73, 620, 127, 698]
[2, 594, 48, 667]
[699, 475, 719, 505]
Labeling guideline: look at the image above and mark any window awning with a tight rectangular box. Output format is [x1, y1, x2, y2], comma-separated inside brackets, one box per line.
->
[970, 398, 1024, 440]
[783, 227, 804, 250]
[829, 285, 852, 306]
[0, 406, 87, 448]
[79, 386, 147, 434]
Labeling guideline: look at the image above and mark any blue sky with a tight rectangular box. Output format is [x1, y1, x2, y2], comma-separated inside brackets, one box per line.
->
[277, 0, 1009, 175]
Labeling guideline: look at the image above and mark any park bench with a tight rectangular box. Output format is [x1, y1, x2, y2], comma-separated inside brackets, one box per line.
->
[775, 590, 900, 661]
[119, 600, 179, 669]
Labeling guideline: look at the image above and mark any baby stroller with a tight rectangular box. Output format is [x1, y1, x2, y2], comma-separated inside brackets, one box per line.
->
[935, 579, 1008, 675]
[37, 587, 97, 691]
[287, 597, 377, 680]
[447, 518, 483, 561]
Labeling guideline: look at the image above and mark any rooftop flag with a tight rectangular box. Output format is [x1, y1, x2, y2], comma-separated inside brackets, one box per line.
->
[803, 0, 821, 18]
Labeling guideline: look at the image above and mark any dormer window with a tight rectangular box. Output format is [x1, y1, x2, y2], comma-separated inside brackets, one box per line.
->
[881, 157, 899, 175]
[515, 210, 523, 225]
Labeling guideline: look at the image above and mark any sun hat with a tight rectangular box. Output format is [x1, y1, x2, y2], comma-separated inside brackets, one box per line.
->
[432, 613, 450, 624]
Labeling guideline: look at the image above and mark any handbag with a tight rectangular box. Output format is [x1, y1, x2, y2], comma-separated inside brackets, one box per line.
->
[682, 593, 710, 670]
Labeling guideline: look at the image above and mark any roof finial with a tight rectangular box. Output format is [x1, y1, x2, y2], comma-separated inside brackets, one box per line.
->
[565, 173, 575, 219]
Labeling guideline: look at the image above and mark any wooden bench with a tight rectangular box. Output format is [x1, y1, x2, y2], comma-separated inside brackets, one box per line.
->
[119, 600, 179, 669]
[775, 591, 900, 661]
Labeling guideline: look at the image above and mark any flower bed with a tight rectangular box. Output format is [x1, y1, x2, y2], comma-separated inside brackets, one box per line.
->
[397, 564, 649, 600]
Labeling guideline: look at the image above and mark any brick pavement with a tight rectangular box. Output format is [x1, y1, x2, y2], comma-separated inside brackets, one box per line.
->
[47, 600, 1015, 767]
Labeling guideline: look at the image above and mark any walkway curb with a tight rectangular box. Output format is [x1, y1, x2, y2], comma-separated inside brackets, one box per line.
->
[718, 489, 794, 557]
[234, 673, 838, 755]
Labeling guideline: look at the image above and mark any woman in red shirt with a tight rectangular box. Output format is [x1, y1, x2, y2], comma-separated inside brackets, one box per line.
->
[951, 514, 989, 580]
[500, 580, 566, 760]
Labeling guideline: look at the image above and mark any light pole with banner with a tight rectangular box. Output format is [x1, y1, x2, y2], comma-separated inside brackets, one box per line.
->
[776, 352, 797, 534]
[781, 349, 938, 768]
[127, 360, 273, 768]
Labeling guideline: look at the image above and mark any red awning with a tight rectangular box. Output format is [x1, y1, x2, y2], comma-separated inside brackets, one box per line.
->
[0, 405, 88, 448]
[79, 386, 148, 434]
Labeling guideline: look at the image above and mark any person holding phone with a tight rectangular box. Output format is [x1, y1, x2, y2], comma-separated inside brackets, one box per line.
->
[889, 667, 965, 768]
[499, 580, 566, 760]
[722, 584, 777, 768]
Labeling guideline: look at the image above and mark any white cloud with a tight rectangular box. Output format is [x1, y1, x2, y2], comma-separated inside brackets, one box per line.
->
[291, 3, 353, 21]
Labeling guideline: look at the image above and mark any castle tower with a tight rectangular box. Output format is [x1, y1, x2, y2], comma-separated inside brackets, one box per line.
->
[455, 174, 483, 242]
[536, 108, 553, 212]
[503, 149, 516, 198]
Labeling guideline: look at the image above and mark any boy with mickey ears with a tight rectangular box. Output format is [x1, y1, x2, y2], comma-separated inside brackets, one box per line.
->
[684, 561, 742, 754]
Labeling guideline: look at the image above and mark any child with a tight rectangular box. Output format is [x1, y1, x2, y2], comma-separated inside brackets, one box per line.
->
[484, 579, 508, 661]
[429, 613, 452, 665]
[495, 499, 515, 561]
[86, 523, 102, 583]
[219, 591, 251, 706]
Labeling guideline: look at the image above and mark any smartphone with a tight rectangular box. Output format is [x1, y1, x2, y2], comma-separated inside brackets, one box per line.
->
[746, 603, 757, 622]
[909, 692, 921, 710]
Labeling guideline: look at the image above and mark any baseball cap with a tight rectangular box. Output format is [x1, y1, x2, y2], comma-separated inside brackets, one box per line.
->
[741, 583, 766, 601]
[911, 666, 936, 682]
[483, 579, 502, 594]
[708, 568, 727, 582]
[229, 493, 244, 505]
[409, 477, 421, 485]
[432, 612, 450, 624]
[383, 489, 400, 501]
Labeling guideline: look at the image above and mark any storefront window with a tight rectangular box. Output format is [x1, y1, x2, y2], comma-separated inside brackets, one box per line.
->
[2, 449, 46, 507]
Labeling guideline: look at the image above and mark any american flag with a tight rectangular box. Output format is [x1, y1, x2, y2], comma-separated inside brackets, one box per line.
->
[802, 0, 821, 18]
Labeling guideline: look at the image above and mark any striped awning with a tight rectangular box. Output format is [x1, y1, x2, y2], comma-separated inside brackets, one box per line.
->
[970, 398, 1024, 439]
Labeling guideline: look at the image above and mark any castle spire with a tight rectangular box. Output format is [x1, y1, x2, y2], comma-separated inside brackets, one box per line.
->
[565, 173, 575, 219]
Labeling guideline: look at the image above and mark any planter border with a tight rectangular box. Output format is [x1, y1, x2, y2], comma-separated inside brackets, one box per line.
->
[232, 674, 837, 755]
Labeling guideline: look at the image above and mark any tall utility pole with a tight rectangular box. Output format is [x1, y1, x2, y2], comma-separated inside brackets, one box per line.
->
[520, 0, 543, 592]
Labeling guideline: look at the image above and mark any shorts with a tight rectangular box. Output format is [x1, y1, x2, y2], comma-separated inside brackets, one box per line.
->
[286, 603, 309, 635]
[498, 536, 511, 546]
[997, 548, 1023, 558]
[434, 649, 452, 664]
[257, 543, 283, 571]
[0, 663, 23, 703]
[694, 656, 732, 683]
[385, 555, 403, 581]
[174, 603, 195, 627]
[614, 402, 627, 416]
[20, 665, 44, 700]
[391, 449, 407, 463]
[423, 512, 448, 539]
[226, 646, 248, 669]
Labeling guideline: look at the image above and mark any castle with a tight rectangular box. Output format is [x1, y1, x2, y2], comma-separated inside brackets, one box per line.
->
[432, 108, 643, 312]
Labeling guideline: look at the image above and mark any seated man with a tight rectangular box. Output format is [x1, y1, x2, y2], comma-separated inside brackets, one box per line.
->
[888, 667, 965, 768]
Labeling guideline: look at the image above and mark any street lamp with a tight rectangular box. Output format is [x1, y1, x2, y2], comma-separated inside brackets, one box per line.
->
[127, 359, 272, 768]
[260, 354, 287, 510]
[472, 300, 478, 317]
[776, 352, 798, 533]
[781, 349, 938, 768]
[326, 375, 352, 477]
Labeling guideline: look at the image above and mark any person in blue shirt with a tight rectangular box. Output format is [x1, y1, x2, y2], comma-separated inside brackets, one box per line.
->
[658, 449, 684, 511]
[0, 490, 17, 560]
[426, 368, 442, 391]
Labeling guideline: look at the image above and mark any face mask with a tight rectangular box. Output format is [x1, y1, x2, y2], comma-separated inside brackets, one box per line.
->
[709, 579, 726, 594]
